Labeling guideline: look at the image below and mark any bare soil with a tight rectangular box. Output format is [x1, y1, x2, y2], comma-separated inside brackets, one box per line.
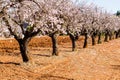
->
[0, 36, 120, 80]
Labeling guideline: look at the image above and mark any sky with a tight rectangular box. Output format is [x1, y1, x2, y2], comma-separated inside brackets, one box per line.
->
[75, 0, 120, 14]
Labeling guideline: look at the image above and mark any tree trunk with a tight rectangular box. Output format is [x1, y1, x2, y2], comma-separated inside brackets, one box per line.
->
[104, 33, 108, 42]
[51, 34, 58, 56]
[83, 33, 88, 48]
[91, 35, 96, 46]
[108, 31, 113, 40]
[19, 42, 29, 62]
[118, 30, 120, 38]
[69, 34, 76, 51]
[115, 32, 119, 39]
[98, 32, 102, 44]
[71, 38, 76, 51]
[18, 40, 30, 62]
[109, 34, 112, 40]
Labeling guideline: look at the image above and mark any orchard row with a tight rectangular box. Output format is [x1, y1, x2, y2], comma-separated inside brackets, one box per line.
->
[0, 0, 120, 62]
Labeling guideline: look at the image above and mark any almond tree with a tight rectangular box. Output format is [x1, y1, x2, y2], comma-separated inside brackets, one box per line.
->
[60, 2, 82, 51]
[103, 14, 113, 42]
[100, 12, 116, 42]
[112, 16, 120, 39]
[0, 0, 44, 62]
[78, 5, 93, 48]
[39, 0, 67, 55]
[85, 6, 100, 46]
[96, 12, 105, 44]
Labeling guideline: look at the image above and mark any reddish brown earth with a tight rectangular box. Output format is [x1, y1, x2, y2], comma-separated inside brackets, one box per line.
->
[0, 36, 120, 80]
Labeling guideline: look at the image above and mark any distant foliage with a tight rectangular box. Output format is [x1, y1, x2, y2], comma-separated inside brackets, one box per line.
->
[116, 10, 120, 16]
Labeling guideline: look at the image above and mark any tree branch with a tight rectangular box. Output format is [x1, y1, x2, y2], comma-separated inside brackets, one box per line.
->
[2, 17, 19, 40]
[31, 29, 41, 37]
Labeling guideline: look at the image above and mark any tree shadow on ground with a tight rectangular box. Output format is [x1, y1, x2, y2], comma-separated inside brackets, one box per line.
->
[111, 65, 120, 70]
[0, 61, 20, 65]
[41, 74, 74, 80]
[33, 54, 51, 57]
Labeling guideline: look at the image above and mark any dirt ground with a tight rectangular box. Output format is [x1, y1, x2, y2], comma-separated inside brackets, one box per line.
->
[0, 36, 120, 80]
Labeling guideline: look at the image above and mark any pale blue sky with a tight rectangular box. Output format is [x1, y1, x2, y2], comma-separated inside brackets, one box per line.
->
[73, 0, 120, 13]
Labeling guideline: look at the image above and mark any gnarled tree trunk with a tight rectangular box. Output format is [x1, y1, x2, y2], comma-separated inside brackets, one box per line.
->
[115, 29, 120, 39]
[83, 33, 88, 48]
[115, 31, 119, 39]
[109, 31, 113, 40]
[18, 38, 31, 62]
[50, 34, 58, 56]
[70, 36, 76, 51]
[98, 32, 102, 44]
[104, 33, 109, 42]
[109, 34, 112, 40]
[69, 34, 78, 51]
[91, 34, 96, 46]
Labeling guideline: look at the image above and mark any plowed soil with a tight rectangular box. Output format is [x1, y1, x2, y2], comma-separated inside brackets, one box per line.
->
[0, 36, 120, 80]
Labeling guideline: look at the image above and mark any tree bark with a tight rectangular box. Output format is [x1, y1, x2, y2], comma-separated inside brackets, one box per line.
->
[72, 39, 75, 51]
[69, 34, 76, 51]
[18, 38, 31, 62]
[104, 33, 108, 42]
[109, 34, 112, 40]
[117, 29, 120, 38]
[83, 33, 88, 48]
[98, 32, 102, 44]
[50, 34, 58, 56]
[115, 32, 119, 39]
[108, 31, 113, 40]
[91, 35, 96, 46]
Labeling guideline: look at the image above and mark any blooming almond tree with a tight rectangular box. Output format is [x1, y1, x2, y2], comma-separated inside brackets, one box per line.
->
[40, 0, 68, 55]
[57, 0, 82, 51]
[78, 5, 93, 48]
[111, 16, 120, 39]
[0, 0, 44, 62]
[100, 12, 116, 42]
